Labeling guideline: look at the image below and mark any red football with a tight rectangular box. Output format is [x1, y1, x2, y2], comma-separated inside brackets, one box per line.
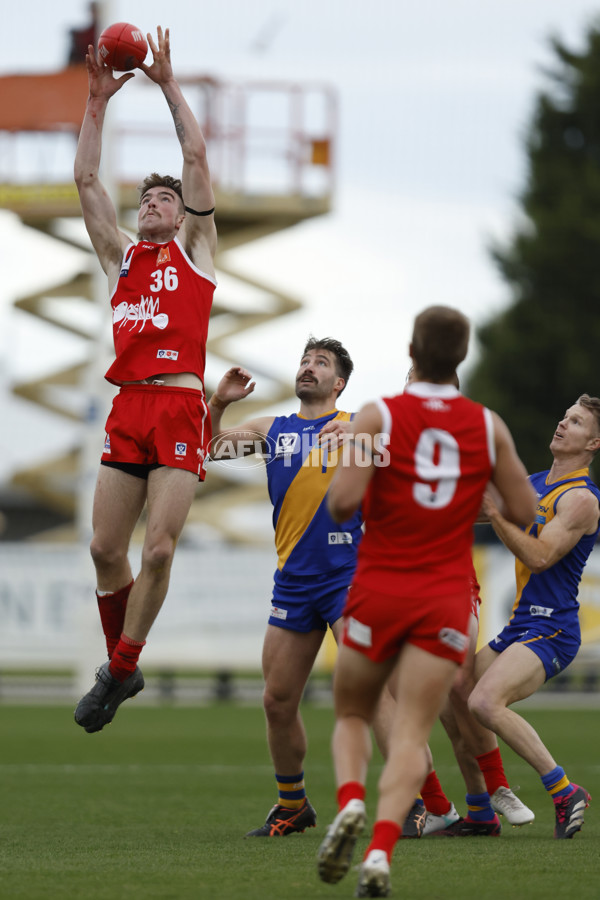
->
[98, 22, 148, 72]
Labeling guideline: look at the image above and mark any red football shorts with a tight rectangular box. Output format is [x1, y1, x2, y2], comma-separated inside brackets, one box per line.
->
[101, 384, 211, 481]
[342, 580, 471, 665]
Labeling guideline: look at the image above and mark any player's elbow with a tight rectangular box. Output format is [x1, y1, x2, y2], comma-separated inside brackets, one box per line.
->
[74, 166, 97, 194]
[327, 492, 353, 524]
[528, 555, 552, 575]
[182, 141, 209, 168]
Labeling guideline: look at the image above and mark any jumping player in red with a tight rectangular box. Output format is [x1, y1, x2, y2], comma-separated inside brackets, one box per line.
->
[316, 306, 536, 898]
[73, 26, 217, 733]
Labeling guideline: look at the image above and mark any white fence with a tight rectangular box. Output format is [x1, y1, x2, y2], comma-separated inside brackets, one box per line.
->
[2, 542, 600, 678]
[0, 544, 277, 673]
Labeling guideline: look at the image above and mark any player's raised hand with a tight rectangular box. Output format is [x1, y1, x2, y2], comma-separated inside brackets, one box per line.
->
[86, 45, 135, 98]
[212, 367, 256, 406]
[140, 26, 174, 85]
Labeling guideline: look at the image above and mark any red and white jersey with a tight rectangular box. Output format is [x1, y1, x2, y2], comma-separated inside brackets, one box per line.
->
[105, 237, 216, 386]
[354, 382, 495, 598]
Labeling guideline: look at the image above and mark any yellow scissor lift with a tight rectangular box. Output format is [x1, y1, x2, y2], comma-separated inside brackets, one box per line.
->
[0, 66, 336, 543]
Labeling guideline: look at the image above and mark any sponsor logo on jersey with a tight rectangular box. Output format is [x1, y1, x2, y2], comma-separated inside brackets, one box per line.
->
[328, 532, 353, 544]
[270, 606, 288, 620]
[275, 433, 300, 455]
[175, 442, 187, 457]
[113, 297, 169, 331]
[347, 616, 372, 648]
[157, 349, 179, 360]
[438, 627, 468, 653]
[103, 434, 111, 453]
[156, 246, 171, 265]
[529, 605, 553, 617]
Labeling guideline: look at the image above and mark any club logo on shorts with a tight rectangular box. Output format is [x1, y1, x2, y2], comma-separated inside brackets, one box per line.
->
[270, 606, 288, 620]
[175, 442, 187, 457]
[529, 605, 553, 617]
[157, 349, 179, 360]
[347, 616, 372, 648]
[552, 656, 562, 675]
[438, 628, 468, 653]
[103, 434, 111, 453]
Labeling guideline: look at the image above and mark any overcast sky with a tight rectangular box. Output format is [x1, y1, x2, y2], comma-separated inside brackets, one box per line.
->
[1, 0, 599, 488]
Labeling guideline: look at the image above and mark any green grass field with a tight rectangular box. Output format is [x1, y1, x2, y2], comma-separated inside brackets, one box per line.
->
[0, 699, 597, 899]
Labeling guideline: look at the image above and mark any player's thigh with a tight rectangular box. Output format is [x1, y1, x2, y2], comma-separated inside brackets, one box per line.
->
[333, 643, 394, 721]
[473, 641, 546, 706]
[391, 643, 459, 742]
[262, 624, 324, 704]
[91, 464, 148, 550]
[145, 466, 198, 540]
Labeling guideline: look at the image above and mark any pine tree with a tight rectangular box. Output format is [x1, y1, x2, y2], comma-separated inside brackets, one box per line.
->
[466, 22, 600, 475]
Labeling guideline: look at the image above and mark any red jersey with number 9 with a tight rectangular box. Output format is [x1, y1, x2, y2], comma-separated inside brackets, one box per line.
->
[105, 236, 216, 386]
[354, 383, 494, 598]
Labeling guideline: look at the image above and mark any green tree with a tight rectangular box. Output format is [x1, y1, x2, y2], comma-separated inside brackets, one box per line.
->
[466, 21, 600, 477]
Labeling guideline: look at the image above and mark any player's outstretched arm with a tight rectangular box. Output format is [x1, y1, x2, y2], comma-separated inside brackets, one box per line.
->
[141, 26, 217, 271]
[74, 46, 134, 273]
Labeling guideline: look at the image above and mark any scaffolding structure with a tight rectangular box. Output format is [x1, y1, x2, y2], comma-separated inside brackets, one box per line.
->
[0, 65, 337, 542]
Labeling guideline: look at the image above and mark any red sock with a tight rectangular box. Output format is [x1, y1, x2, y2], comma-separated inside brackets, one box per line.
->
[96, 581, 134, 658]
[364, 820, 402, 863]
[476, 747, 509, 796]
[337, 781, 366, 811]
[420, 770, 451, 816]
[109, 633, 145, 682]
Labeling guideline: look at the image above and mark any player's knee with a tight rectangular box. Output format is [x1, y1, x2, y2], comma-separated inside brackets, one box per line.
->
[467, 686, 495, 728]
[90, 535, 127, 572]
[263, 686, 296, 725]
[141, 536, 176, 573]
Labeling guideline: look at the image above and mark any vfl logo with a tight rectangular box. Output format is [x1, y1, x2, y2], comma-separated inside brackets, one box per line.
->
[175, 442, 187, 457]
[275, 433, 300, 455]
[113, 297, 169, 332]
[328, 532, 353, 544]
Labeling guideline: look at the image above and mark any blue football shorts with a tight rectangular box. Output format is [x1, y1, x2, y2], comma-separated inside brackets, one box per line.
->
[489, 620, 580, 680]
[268, 564, 355, 633]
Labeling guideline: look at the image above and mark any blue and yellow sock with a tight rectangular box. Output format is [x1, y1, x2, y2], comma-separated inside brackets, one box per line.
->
[541, 766, 572, 802]
[276, 772, 306, 810]
[465, 792, 495, 822]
